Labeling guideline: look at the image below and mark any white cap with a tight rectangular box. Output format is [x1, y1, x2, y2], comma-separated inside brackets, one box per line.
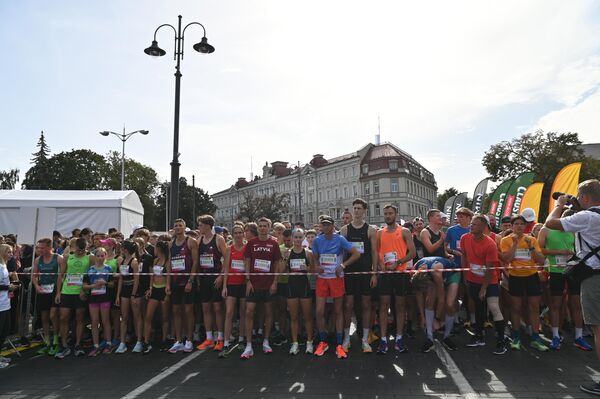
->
[440, 212, 449, 219]
[132, 224, 143, 231]
[521, 208, 536, 222]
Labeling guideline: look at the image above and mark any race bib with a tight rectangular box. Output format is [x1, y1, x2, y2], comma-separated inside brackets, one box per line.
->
[91, 285, 106, 295]
[515, 248, 530, 260]
[254, 259, 271, 272]
[456, 240, 461, 250]
[290, 258, 306, 272]
[66, 274, 83, 286]
[231, 260, 245, 272]
[119, 265, 130, 276]
[351, 241, 365, 254]
[470, 263, 485, 277]
[555, 255, 568, 266]
[171, 257, 185, 271]
[200, 255, 214, 269]
[153, 265, 164, 276]
[41, 283, 54, 294]
[319, 254, 338, 275]
[384, 252, 398, 267]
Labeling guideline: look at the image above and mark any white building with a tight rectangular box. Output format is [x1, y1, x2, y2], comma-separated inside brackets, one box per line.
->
[212, 142, 437, 228]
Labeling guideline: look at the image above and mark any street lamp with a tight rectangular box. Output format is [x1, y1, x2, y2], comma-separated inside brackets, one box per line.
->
[144, 15, 215, 226]
[297, 161, 311, 223]
[99, 127, 149, 190]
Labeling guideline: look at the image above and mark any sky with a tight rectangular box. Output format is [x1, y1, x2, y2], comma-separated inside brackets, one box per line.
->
[1, 0, 600, 197]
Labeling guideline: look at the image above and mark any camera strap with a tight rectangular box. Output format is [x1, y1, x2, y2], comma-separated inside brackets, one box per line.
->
[576, 208, 600, 266]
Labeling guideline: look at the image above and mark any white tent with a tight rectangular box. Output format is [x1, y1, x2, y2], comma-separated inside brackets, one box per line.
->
[0, 190, 144, 240]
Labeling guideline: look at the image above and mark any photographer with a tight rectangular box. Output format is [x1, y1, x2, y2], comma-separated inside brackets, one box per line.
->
[544, 179, 600, 396]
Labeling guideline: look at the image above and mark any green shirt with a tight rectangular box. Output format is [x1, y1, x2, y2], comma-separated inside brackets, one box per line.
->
[61, 254, 90, 295]
[545, 230, 574, 274]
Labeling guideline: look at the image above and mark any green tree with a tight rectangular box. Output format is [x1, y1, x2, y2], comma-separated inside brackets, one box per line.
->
[0, 169, 19, 189]
[437, 187, 459, 210]
[237, 191, 290, 222]
[237, 191, 262, 223]
[22, 131, 51, 189]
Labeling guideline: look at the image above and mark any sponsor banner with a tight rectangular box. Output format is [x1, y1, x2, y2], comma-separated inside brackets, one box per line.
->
[501, 172, 536, 217]
[451, 192, 468, 224]
[519, 182, 544, 222]
[471, 178, 489, 214]
[548, 162, 581, 213]
[444, 195, 456, 218]
[488, 178, 515, 220]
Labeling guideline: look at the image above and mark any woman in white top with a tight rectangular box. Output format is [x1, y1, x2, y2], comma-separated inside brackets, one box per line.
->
[0, 244, 20, 368]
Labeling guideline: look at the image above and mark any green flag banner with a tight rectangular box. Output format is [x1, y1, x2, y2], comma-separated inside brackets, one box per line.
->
[501, 172, 536, 217]
[488, 178, 515, 220]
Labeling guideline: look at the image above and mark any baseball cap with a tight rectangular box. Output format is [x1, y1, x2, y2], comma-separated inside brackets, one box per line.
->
[214, 226, 224, 234]
[521, 208, 536, 223]
[319, 215, 335, 224]
[440, 212, 449, 219]
[99, 238, 116, 248]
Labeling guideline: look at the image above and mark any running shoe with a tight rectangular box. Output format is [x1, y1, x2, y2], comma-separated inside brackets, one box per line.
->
[314, 341, 329, 356]
[442, 337, 458, 351]
[142, 343, 153, 355]
[0, 356, 11, 363]
[37, 345, 50, 355]
[48, 345, 59, 356]
[580, 381, 600, 396]
[306, 341, 314, 354]
[132, 341, 143, 353]
[184, 340, 193, 353]
[336, 344, 347, 359]
[102, 344, 112, 354]
[493, 340, 507, 355]
[394, 337, 408, 353]
[466, 335, 485, 347]
[55, 347, 71, 359]
[549, 336, 561, 350]
[219, 344, 231, 358]
[115, 342, 128, 354]
[510, 338, 521, 351]
[289, 342, 299, 355]
[272, 334, 288, 347]
[0, 362, 8, 369]
[530, 339, 549, 352]
[168, 341, 184, 354]
[342, 339, 351, 353]
[262, 341, 273, 354]
[421, 339, 434, 353]
[240, 346, 254, 359]
[484, 320, 493, 329]
[196, 339, 215, 350]
[377, 340, 388, 354]
[111, 338, 119, 348]
[74, 345, 86, 357]
[88, 347, 100, 357]
[574, 337, 593, 351]
[362, 340, 373, 353]
[192, 331, 202, 342]
[214, 340, 224, 352]
[367, 330, 379, 345]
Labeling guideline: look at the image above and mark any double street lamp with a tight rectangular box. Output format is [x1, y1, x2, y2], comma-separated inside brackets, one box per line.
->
[99, 128, 149, 190]
[144, 15, 215, 226]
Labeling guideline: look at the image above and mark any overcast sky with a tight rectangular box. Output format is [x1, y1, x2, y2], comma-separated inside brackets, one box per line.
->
[1, 1, 599, 197]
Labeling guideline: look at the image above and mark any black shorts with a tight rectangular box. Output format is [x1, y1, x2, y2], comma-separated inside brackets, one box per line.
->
[276, 283, 288, 298]
[377, 273, 411, 297]
[60, 293, 86, 309]
[120, 284, 141, 299]
[287, 276, 311, 299]
[467, 282, 500, 299]
[549, 272, 581, 296]
[226, 284, 246, 299]
[247, 289, 273, 303]
[344, 273, 372, 296]
[149, 287, 167, 302]
[198, 275, 223, 303]
[509, 274, 541, 297]
[37, 292, 58, 311]
[171, 284, 195, 305]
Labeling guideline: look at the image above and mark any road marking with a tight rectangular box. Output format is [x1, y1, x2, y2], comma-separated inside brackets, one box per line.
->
[121, 351, 204, 399]
[433, 340, 478, 399]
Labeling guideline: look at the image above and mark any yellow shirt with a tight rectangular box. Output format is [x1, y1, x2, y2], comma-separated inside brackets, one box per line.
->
[500, 235, 542, 277]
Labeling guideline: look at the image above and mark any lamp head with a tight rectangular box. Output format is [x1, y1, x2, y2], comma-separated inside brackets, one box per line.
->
[99, 131, 110, 136]
[193, 37, 215, 54]
[144, 40, 166, 57]
[140, 130, 149, 135]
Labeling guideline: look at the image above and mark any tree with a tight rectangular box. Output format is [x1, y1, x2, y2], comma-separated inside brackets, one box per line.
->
[0, 169, 19, 189]
[237, 191, 290, 222]
[22, 131, 52, 189]
[437, 187, 459, 210]
[237, 192, 262, 223]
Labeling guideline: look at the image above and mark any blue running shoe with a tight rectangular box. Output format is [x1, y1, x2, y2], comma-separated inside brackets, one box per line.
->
[574, 337, 593, 351]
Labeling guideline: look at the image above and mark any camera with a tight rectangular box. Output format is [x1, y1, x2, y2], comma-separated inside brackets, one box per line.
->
[552, 192, 581, 211]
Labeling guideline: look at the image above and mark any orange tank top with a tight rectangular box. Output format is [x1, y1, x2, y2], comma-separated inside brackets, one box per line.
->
[378, 226, 408, 271]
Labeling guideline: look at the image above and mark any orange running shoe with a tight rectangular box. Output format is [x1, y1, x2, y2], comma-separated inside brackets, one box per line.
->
[196, 339, 215, 350]
[314, 341, 329, 357]
[214, 340, 224, 351]
[336, 345, 348, 359]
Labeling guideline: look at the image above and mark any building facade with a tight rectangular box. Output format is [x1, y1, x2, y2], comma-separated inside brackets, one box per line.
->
[212, 142, 437, 228]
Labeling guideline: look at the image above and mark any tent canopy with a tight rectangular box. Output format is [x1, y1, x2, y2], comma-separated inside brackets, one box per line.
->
[0, 190, 144, 240]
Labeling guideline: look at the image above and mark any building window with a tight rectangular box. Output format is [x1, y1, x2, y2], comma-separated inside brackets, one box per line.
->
[353, 185, 358, 196]
[319, 191, 323, 202]
[353, 166, 357, 176]
[327, 190, 331, 200]
[375, 203, 380, 216]
[364, 183, 370, 195]
[374, 180, 379, 194]
[335, 188, 339, 199]
[389, 160, 398, 170]
[343, 168, 347, 178]
[362, 164, 368, 174]
[391, 178, 399, 193]
[344, 186, 348, 198]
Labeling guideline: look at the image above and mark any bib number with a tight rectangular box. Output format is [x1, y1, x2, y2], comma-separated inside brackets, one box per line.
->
[470, 263, 485, 277]
[515, 248, 530, 260]
[41, 283, 54, 294]
[231, 260, 245, 272]
[91, 285, 106, 296]
[153, 265, 164, 276]
[171, 257, 185, 271]
[319, 254, 338, 276]
[119, 265, 130, 276]
[290, 258, 306, 272]
[384, 252, 398, 267]
[351, 241, 365, 254]
[200, 255, 214, 269]
[555, 255, 568, 266]
[66, 275, 83, 286]
[254, 259, 271, 273]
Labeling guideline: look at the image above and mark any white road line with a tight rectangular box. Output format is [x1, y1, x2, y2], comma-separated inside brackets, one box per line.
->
[121, 351, 204, 399]
[433, 340, 479, 399]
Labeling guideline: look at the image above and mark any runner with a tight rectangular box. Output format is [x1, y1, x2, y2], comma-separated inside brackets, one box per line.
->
[54, 237, 91, 358]
[342, 210, 353, 226]
[538, 209, 592, 351]
[273, 228, 293, 347]
[99, 238, 121, 349]
[32, 238, 61, 356]
[461, 215, 507, 355]
[376, 204, 416, 354]
[0, 244, 19, 368]
[168, 218, 199, 354]
[500, 215, 548, 351]
[221, 224, 247, 357]
[142, 240, 170, 354]
[420, 209, 459, 351]
[115, 240, 143, 354]
[241, 217, 282, 359]
[312, 215, 360, 359]
[195, 215, 227, 352]
[83, 247, 114, 356]
[284, 228, 315, 355]
[340, 198, 378, 353]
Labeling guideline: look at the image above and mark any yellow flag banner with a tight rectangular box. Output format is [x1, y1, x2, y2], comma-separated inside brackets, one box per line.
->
[519, 182, 544, 222]
[548, 162, 582, 213]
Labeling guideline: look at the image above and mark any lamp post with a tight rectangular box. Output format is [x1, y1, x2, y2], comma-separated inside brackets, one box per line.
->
[144, 15, 215, 227]
[99, 127, 149, 190]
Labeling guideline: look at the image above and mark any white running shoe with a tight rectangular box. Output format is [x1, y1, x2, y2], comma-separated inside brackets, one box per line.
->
[342, 339, 351, 352]
[289, 342, 299, 355]
[305, 341, 314, 354]
[132, 341, 143, 353]
[168, 341, 184, 354]
[184, 340, 193, 353]
[263, 341, 273, 354]
[115, 342, 128, 354]
[240, 346, 254, 359]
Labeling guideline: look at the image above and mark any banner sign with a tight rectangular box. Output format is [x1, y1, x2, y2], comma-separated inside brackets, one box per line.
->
[502, 172, 536, 217]
[548, 162, 581, 213]
[471, 178, 489, 214]
[519, 182, 544, 222]
[489, 178, 514, 219]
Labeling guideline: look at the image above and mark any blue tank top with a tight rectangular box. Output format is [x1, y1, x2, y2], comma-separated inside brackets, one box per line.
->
[38, 254, 59, 286]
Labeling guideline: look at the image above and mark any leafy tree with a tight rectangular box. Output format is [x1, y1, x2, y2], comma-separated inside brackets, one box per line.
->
[0, 169, 19, 189]
[31, 149, 109, 190]
[22, 131, 52, 189]
[237, 191, 262, 223]
[437, 187, 459, 210]
[237, 191, 290, 222]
